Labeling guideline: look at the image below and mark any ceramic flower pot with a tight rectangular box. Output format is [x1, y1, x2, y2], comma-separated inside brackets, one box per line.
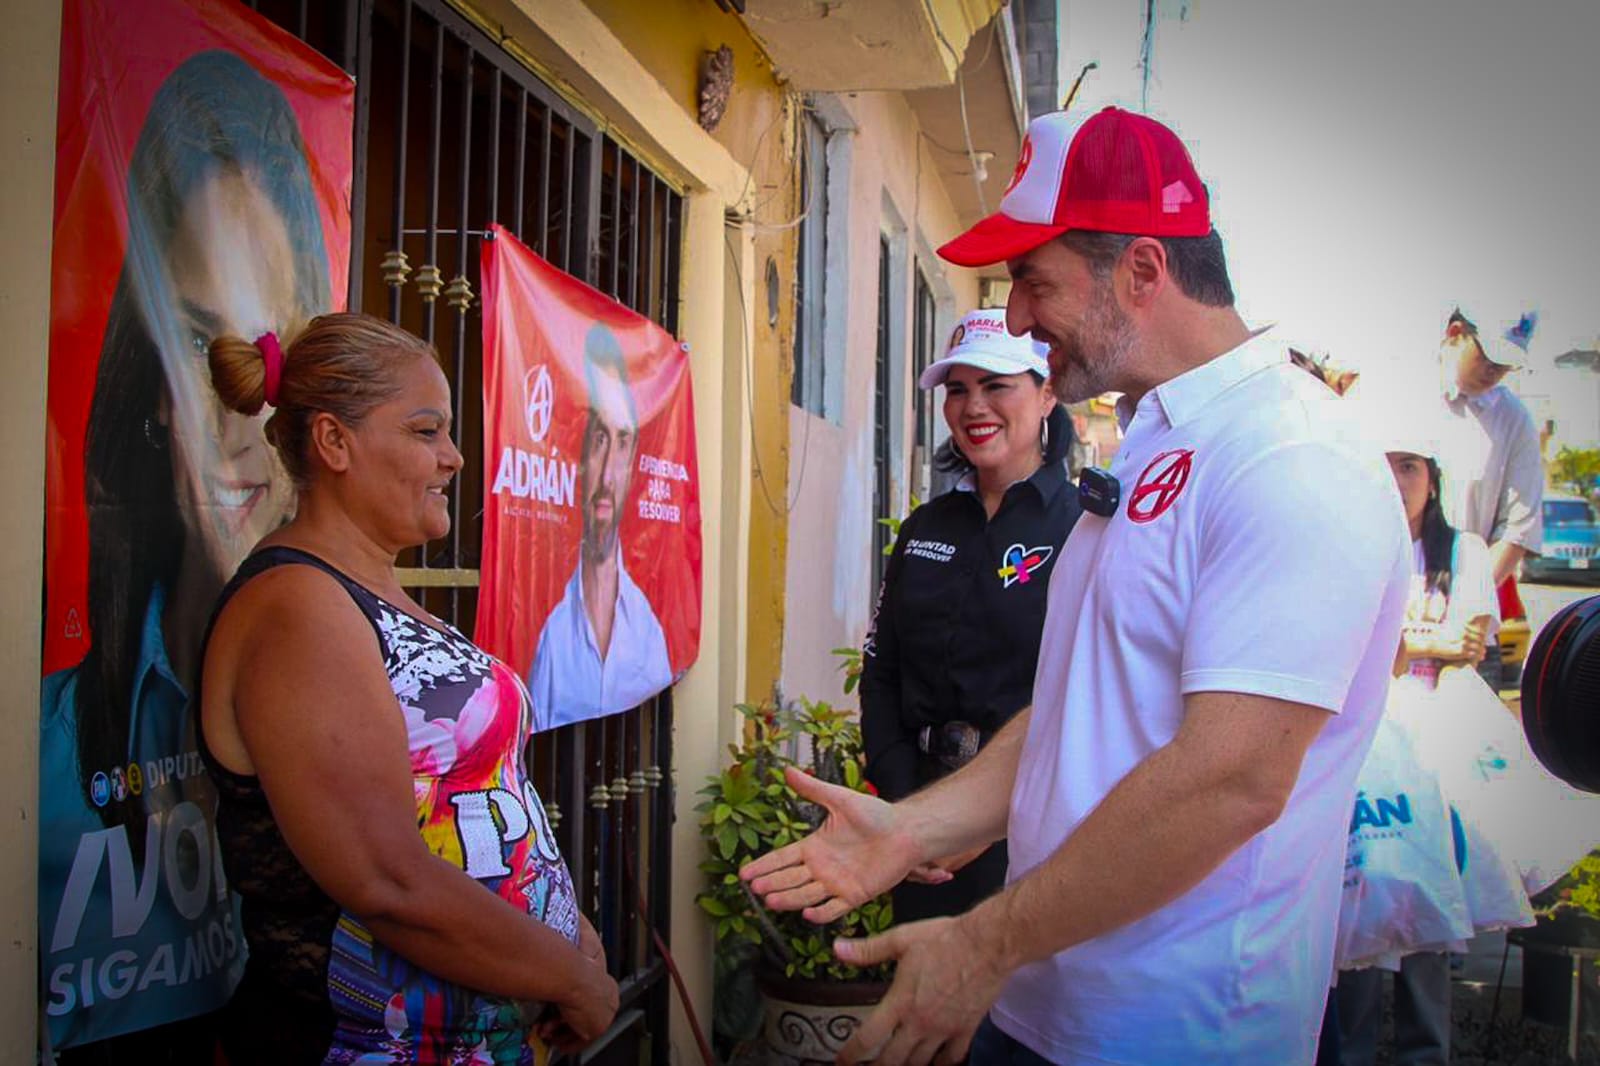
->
[757, 967, 888, 1064]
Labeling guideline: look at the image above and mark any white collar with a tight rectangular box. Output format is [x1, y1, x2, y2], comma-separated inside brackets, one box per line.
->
[1442, 379, 1502, 412]
[1116, 327, 1283, 431]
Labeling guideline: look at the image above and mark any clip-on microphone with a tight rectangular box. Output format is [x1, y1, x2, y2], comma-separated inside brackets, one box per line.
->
[1078, 467, 1121, 517]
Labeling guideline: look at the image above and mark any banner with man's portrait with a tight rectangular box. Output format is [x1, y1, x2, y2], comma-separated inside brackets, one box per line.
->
[41, 0, 352, 1049]
[476, 224, 702, 731]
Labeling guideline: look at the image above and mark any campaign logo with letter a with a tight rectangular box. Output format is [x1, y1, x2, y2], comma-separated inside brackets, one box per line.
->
[1128, 449, 1194, 524]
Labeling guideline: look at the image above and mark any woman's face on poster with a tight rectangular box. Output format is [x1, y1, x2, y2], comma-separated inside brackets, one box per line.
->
[158, 168, 298, 577]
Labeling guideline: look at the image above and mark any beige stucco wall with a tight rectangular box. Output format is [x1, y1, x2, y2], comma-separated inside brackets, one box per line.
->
[0, 0, 58, 1058]
[668, 192, 742, 1054]
[779, 90, 982, 705]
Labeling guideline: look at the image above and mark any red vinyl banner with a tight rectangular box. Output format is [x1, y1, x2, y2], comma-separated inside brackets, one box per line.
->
[476, 224, 702, 730]
[41, 0, 351, 1048]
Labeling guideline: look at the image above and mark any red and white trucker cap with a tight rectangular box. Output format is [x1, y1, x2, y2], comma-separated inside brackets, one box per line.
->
[938, 106, 1211, 268]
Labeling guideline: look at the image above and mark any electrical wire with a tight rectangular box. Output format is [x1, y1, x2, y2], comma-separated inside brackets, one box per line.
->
[745, 97, 817, 233]
[920, 0, 988, 216]
[1139, 0, 1157, 112]
[721, 93, 820, 518]
[724, 224, 790, 520]
[730, 89, 797, 217]
[718, 81, 831, 525]
[742, 93, 806, 218]
[726, 8, 1005, 517]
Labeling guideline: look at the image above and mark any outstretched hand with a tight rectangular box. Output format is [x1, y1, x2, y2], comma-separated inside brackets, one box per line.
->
[741, 766, 924, 923]
[833, 917, 1010, 1065]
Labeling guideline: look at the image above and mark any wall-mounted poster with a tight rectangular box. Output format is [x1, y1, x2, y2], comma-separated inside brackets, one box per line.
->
[41, 0, 352, 1052]
[476, 224, 702, 731]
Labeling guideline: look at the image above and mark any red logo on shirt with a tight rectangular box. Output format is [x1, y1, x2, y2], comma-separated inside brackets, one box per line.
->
[1128, 449, 1194, 524]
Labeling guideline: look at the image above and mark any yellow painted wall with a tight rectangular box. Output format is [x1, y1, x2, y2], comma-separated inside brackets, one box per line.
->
[730, 98, 799, 709]
[740, 213, 797, 707]
[0, 0, 58, 1058]
[577, 0, 796, 705]
[468, 2, 787, 1056]
[670, 189, 735, 1066]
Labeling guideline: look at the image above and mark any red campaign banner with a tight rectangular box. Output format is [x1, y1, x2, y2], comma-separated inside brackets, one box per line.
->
[40, 0, 352, 1048]
[476, 224, 702, 730]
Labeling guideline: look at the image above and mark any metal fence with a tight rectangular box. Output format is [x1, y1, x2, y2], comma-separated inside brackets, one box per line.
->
[249, 1, 679, 1059]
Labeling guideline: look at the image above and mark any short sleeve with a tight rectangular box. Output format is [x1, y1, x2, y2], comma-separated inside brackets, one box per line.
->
[1448, 532, 1498, 629]
[1493, 409, 1544, 553]
[1181, 441, 1408, 713]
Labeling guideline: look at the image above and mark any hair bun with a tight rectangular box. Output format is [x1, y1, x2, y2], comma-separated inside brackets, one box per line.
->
[208, 334, 270, 415]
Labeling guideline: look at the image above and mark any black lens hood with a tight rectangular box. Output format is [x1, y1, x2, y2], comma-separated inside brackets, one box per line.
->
[1521, 594, 1600, 792]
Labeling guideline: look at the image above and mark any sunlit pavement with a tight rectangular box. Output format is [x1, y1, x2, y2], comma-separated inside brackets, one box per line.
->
[1520, 581, 1600, 649]
[1460, 580, 1599, 989]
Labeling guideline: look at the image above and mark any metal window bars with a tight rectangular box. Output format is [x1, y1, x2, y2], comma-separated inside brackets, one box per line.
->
[247, 2, 679, 1058]
[871, 237, 893, 594]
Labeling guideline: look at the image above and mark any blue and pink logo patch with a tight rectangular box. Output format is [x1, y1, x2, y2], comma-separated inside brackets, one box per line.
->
[997, 543, 1053, 588]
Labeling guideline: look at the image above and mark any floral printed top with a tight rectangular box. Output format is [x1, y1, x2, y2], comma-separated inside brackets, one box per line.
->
[199, 547, 579, 1065]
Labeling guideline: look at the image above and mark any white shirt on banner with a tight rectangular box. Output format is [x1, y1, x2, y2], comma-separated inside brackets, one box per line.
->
[528, 549, 671, 731]
[993, 331, 1412, 1065]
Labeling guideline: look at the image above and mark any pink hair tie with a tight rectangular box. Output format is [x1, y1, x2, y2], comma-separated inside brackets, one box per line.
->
[254, 332, 284, 408]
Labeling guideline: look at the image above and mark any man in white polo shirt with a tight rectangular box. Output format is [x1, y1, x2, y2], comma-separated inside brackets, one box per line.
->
[744, 106, 1412, 1065]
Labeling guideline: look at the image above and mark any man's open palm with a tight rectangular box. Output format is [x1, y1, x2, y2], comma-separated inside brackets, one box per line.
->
[741, 766, 923, 923]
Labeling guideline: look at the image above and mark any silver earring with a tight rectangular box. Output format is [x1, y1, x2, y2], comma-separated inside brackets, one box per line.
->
[1039, 417, 1050, 453]
[143, 417, 165, 450]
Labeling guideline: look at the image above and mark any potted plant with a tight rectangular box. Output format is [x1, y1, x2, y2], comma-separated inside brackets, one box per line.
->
[697, 698, 893, 1063]
[1519, 849, 1600, 1033]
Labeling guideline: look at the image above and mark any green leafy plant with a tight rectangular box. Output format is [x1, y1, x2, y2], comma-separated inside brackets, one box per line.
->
[1533, 848, 1600, 921]
[831, 645, 863, 695]
[876, 494, 921, 556]
[1549, 446, 1600, 498]
[696, 699, 893, 982]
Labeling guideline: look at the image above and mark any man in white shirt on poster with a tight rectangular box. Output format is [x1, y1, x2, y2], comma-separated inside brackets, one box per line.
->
[529, 323, 670, 731]
[743, 106, 1412, 1065]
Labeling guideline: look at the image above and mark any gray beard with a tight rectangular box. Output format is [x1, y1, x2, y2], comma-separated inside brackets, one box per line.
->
[1047, 280, 1138, 404]
[1049, 327, 1136, 404]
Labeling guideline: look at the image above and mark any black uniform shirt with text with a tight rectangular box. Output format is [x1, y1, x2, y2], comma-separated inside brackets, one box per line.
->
[860, 460, 1081, 801]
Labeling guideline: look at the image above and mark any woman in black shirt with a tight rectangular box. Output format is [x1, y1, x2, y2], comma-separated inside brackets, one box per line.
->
[861, 308, 1082, 923]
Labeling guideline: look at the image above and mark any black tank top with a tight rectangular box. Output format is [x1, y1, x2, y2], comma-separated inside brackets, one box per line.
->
[198, 547, 578, 1064]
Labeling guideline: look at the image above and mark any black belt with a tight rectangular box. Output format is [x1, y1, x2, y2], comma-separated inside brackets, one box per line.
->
[918, 721, 984, 771]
